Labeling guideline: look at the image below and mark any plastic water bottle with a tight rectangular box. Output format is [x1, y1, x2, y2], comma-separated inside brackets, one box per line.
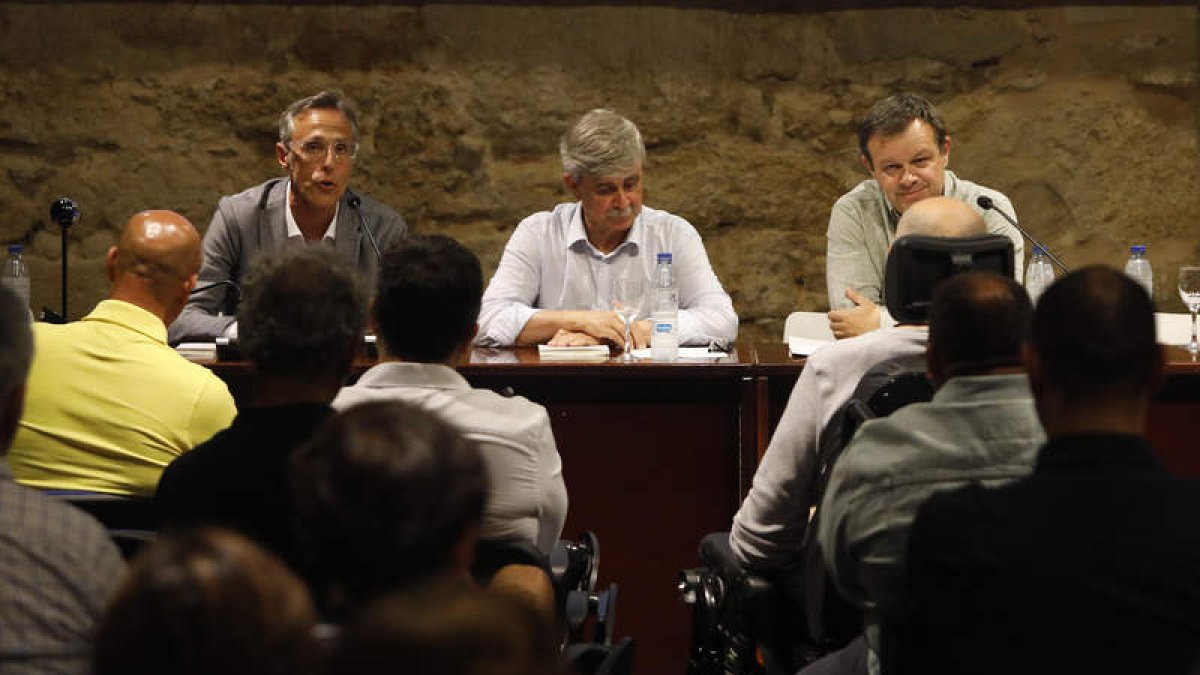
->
[651, 252, 679, 362]
[2, 245, 31, 313]
[1025, 245, 1055, 304]
[1124, 244, 1153, 299]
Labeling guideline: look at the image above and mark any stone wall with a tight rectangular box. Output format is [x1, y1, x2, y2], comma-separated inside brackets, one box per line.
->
[0, 3, 1195, 341]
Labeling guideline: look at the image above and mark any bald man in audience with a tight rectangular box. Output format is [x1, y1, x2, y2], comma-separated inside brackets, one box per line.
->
[8, 210, 236, 497]
[731, 197, 986, 576]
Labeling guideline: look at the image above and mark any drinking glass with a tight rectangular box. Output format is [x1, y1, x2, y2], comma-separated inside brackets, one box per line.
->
[611, 276, 645, 362]
[1179, 267, 1200, 355]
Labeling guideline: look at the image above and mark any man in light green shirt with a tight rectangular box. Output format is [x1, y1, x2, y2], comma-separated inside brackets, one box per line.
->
[826, 93, 1024, 339]
[9, 210, 236, 497]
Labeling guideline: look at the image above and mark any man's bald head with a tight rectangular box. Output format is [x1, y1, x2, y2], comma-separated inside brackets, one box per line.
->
[107, 210, 202, 324]
[895, 196, 985, 239]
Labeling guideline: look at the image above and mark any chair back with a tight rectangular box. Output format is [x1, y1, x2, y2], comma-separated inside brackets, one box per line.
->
[884, 234, 1014, 323]
[802, 354, 933, 647]
[46, 491, 157, 558]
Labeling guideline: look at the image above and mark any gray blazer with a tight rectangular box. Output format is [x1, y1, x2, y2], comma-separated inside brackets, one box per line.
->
[168, 178, 407, 344]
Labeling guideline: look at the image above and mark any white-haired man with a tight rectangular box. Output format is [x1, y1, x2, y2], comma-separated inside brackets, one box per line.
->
[477, 109, 737, 349]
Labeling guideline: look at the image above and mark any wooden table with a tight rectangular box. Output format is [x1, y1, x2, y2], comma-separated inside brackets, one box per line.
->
[204, 342, 1200, 675]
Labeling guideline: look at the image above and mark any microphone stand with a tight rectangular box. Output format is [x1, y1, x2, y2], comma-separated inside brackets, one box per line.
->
[976, 196, 1068, 274]
[346, 189, 383, 262]
[49, 198, 80, 319]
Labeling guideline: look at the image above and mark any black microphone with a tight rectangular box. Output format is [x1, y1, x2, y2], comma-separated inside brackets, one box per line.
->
[190, 279, 242, 302]
[50, 198, 80, 228]
[976, 195, 1068, 274]
[49, 197, 79, 320]
[345, 189, 382, 262]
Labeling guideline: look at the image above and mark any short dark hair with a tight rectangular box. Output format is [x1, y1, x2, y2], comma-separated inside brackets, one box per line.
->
[374, 235, 482, 363]
[1032, 265, 1158, 403]
[0, 285, 32, 401]
[290, 401, 487, 616]
[328, 580, 559, 675]
[929, 271, 1032, 379]
[278, 90, 359, 144]
[94, 528, 318, 675]
[239, 247, 366, 380]
[858, 92, 948, 167]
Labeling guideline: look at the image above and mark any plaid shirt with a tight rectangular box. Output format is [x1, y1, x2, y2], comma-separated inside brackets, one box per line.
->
[0, 460, 125, 674]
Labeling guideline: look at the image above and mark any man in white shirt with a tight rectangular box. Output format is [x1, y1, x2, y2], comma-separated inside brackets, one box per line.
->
[477, 108, 737, 348]
[333, 235, 568, 555]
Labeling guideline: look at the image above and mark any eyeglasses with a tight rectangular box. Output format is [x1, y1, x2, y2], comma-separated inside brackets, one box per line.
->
[287, 138, 358, 163]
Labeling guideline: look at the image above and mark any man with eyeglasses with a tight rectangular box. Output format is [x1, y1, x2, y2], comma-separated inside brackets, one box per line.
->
[169, 90, 407, 343]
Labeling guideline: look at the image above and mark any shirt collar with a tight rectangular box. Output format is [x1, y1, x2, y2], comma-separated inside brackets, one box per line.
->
[283, 180, 339, 243]
[565, 202, 643, 259]
[356, 361, 471, 391]
[84, 299, 168, 344]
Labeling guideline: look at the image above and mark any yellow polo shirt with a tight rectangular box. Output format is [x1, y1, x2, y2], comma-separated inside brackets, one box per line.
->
[8, 299, 237, 497]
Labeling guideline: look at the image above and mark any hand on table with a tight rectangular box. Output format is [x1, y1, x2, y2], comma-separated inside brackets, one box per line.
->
[827, 288, 881, 340]
[548, 330, 604, 347]
[630, 319, 652, 349]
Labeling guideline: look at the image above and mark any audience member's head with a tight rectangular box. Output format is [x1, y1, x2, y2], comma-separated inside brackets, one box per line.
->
[291, 400, 488, 617]
[0, 286, 33, 453]
[559, 108, 645, 182]
[239, 246, 366, 385]
[107, 210, 203, 325]
[373, 234, 482, 365]
[326, 580, 561, 675]
[1027, 265, 1160, 432]
[894, 196, 985, 239]
[927, 271, 1032, 386]
[93, 528, 318, 675]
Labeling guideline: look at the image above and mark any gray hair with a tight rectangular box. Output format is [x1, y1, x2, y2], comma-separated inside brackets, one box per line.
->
[239, 247, 367, 379]
[0, 286, 32, 400]
[559, 109, 646, 181]
[278, 90, 360, 144]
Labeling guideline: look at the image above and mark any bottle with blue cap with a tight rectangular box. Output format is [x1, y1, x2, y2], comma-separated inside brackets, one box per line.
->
[2, 244, 30, 313]
[1025, 245, 1055, 304]
[651, 252, 679, 361]
[1124, 244, 1153, 298]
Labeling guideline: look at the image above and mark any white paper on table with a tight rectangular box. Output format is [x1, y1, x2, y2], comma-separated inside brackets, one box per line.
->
[537, 344, 612, 361]
[176, 342, 217, 362]
[788, 336, 832, 357]
[629, 346, 729, 360]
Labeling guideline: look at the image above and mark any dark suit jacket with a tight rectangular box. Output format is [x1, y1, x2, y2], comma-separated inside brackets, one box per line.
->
[168, 178, 406, 343]
[889, 434, 1200, 675]
[155, 403, 334, 573]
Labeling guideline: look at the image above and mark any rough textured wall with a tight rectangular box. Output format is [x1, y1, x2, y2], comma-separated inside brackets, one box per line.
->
[0, 4, 1196, 341]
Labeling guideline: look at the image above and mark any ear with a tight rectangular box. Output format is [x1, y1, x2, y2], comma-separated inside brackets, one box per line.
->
[563, 173, 582, 200]
[1022, 341, 1042, 397]
[368, 298, 381, 336]
[860, 153, 873, 174]
[105, 246, 119, 282]
[276, 142, 290, 170]
[940, 135, 952, 164]
[925, 340, 945, 388]
[450, 526, 479, 575]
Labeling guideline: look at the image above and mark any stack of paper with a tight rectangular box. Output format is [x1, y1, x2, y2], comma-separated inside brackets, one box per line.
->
[537, 344, 611, 362]
[176, 342, 217, 362]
